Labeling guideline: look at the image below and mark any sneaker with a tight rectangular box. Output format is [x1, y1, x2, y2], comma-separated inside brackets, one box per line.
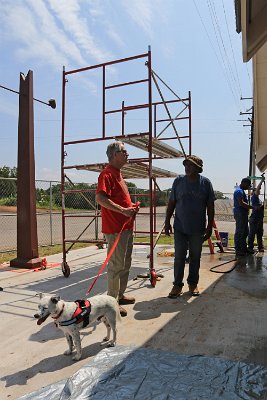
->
[119, 305, 127, 317]
[118, 295, 135, 305]
[168, 285, 183, 298]
[188, 285, 200, 296]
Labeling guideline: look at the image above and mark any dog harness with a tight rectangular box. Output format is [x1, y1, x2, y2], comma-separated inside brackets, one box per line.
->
[58, 299, 91, 328]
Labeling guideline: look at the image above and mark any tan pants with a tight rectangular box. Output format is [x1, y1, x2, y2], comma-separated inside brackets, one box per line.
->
[105, 230, 133, 300]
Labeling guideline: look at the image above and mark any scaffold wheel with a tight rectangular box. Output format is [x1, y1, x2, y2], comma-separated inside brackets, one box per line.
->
[61, 262, 70, 278]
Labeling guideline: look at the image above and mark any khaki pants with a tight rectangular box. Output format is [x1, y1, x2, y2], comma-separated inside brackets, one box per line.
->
[105, 230, 133, 300]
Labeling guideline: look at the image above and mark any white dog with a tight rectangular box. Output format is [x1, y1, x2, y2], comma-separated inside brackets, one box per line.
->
[34, 293, 120, 361]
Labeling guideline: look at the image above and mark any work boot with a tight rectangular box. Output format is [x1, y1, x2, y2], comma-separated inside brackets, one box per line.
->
[118, 295, 135, 305]
[235, 252, 246, 257]
[168, 285, 183, 298]
[119, 305, 127, 317]
[188, 285, 200, 296]
[246, 248, 255, 254]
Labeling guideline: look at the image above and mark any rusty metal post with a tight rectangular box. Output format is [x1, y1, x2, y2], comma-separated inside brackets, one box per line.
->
[10, 70, 42, 268]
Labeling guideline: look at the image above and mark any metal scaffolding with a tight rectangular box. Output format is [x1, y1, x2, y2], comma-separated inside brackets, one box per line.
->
[60, 48, 191, 278]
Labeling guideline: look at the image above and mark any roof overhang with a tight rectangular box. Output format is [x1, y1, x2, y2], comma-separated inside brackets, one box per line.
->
[253, 42, 267, 172]
[235, 0, 267, 62]
[235, 0, 267, 171]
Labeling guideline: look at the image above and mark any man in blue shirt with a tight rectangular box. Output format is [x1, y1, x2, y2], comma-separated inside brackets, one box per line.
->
[247, 176, 265, 252]
[233, 177, 254, 257]
[165, 155, 215, 298]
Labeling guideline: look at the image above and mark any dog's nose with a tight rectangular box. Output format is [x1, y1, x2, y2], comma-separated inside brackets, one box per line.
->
[34, 313, 40, 319]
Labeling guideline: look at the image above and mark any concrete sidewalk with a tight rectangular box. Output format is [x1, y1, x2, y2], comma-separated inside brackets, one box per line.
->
[0, 245, 266, 399]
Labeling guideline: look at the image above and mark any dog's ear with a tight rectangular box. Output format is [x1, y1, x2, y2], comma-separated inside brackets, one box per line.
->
[51, 296, 60, 304]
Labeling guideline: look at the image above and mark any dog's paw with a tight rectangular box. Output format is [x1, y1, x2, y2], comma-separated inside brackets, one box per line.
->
[64, 349, 73, 356]
[107, 342, 115, 348]
[72, 354, 82, 361]
[102, 336, 109, 342]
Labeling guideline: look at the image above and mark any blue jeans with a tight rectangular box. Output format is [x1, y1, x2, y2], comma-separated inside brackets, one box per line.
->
[234, 212, 248, 254]
[173, 230, 203, 287]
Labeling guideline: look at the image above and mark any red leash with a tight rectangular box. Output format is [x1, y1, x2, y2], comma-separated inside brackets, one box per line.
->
[86, 202, 140, 295]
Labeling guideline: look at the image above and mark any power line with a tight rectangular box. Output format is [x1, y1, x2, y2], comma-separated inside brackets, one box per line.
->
[193, 0, 240, 111]
[221, 0, 243, 95]
[206, 0, 240, 104]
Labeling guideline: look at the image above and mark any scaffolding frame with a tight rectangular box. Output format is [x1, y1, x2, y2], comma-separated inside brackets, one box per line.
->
[61, 49, 191, 277]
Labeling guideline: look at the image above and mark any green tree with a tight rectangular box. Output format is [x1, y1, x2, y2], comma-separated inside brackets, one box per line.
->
[0, 166, 18, 200]
[214, 191, 228, 200]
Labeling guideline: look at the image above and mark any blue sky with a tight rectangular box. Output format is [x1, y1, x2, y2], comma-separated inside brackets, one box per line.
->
[0, 0, 256, 193]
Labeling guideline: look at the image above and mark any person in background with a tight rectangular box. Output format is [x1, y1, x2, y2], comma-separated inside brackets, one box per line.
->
[233, 177, 255, 257]
[165, 155, 215, 298]
[248, 176, 265, 253]
[96, 141, 140, 317]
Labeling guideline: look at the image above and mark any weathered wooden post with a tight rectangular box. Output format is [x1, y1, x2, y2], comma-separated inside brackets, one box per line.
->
[10, 70, 42, 268]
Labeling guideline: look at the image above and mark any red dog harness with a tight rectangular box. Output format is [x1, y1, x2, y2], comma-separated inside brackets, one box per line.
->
[58, 299, 91, 328]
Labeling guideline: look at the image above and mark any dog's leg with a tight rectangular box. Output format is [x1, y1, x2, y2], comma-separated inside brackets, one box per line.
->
[71, 331, 82, 361]
[102, 314, 117, 347]
[64, 333, 74, 355]
[108, 319, 117, 347]
[101, 316, 111, 342]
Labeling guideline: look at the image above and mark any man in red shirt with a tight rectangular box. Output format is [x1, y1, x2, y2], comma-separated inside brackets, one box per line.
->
[96, 141, 139, 316]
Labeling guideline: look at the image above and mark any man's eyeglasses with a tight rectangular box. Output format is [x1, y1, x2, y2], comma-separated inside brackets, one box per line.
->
[116, 150, 128, 154]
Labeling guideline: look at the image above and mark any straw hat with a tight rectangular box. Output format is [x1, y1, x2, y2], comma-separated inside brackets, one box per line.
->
[183, 155, 203, 173]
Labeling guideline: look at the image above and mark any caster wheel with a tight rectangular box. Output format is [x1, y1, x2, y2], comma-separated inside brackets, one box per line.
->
[61, 262, 70, 278]
[150, 269, 157, 287]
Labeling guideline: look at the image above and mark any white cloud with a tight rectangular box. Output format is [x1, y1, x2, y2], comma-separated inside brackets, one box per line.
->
[120, 0, 154, 37]
[120, 0, 169, 38]
[25, 0, 86, 67]
[0, 0, 86, 69]
[47, 0, 113, 62]
[106, 27, 125, 48]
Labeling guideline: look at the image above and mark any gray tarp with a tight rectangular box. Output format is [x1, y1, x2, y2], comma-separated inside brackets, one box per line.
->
[19, 346, 267, 399]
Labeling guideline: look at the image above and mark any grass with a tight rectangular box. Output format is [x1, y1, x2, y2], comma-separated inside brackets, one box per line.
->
[0, 242, 94, 265]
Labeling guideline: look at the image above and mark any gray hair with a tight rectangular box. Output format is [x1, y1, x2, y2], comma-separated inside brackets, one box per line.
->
[106, 141, 124, 161]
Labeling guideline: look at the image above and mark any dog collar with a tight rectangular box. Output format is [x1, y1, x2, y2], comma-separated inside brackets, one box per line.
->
[52, 304, 65, 320]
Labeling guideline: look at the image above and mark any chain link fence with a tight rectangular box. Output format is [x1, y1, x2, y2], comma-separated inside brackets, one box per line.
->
[0, 177, 265, 252]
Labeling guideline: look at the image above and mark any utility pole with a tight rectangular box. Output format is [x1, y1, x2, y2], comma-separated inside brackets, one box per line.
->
[239, 97, 254, 178]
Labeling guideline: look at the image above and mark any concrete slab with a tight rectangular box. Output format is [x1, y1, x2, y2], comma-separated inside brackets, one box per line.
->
[0, 246, 266, 399]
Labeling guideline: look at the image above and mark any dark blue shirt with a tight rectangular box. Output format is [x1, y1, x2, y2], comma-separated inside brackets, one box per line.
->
[233, 186, 249, 215]
[170, 175, 215, 234]
[250, 193, 264, 219]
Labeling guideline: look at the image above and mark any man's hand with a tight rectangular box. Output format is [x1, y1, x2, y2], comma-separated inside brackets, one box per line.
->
[202, 226, 212, 242]
[134, 202, 140, 214]
[164, 221, 172, 236]
[121, 207, 138, 218]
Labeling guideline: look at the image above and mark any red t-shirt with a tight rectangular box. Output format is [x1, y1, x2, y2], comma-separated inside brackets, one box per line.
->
[96, 164, 134, 234]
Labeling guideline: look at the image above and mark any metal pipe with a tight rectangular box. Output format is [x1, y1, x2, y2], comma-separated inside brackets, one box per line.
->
[0, 85, 56, 108]
[49, 181, 53, 246]
[148, 47, 154, 270]
[61, 67, 67, 264]
[65, 53, 149, 75]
